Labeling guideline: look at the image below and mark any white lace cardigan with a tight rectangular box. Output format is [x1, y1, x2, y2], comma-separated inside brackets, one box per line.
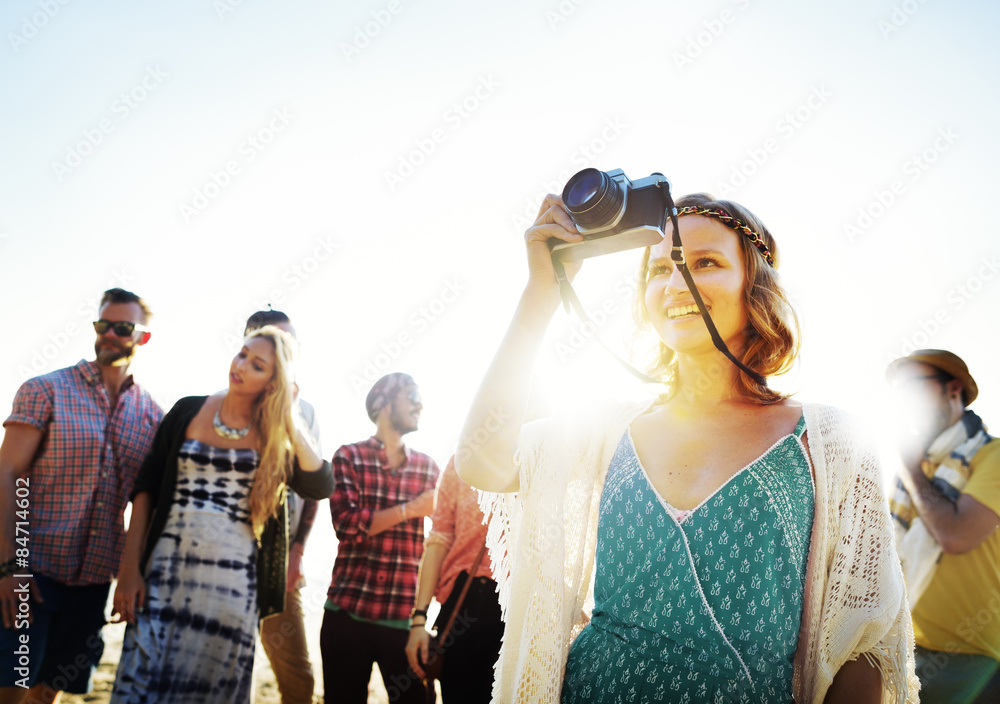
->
[478, 401, 919, 703]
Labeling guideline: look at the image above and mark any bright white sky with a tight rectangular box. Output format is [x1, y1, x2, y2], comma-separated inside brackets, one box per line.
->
[2, 0, 999, 607]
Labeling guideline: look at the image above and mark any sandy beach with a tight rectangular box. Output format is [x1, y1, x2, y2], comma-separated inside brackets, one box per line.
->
[51, 506, 443, 703]
[57, 526, 444, 704]
[59, 619, 439, 704]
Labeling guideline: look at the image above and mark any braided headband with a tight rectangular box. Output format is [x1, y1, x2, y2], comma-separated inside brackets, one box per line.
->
[675, 206, 774, 267]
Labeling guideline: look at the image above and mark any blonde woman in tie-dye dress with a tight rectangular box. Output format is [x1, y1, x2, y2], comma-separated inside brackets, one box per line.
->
[109, 326, 333, 704]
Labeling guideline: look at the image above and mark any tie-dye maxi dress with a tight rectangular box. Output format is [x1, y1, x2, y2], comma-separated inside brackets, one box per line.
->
[562, 414, 814, 704]
[112, 439, 259, 704]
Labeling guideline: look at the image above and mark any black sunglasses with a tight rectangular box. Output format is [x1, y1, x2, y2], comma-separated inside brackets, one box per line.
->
[892, 373, 953, 390]
[93, 319, 148, 336]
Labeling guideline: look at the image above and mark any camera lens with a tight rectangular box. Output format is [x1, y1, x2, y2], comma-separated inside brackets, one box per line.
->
[562, 168, 625, 229]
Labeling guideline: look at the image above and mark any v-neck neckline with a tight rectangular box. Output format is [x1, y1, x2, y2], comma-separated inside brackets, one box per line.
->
[624, 413, 805, 519]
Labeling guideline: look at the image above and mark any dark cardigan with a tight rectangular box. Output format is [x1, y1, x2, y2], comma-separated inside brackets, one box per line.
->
[130, 395, 334, 618]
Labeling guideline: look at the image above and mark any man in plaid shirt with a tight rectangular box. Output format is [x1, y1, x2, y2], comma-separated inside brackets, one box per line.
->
[0, 288, 163, 704]
[320, 372, 439, 704]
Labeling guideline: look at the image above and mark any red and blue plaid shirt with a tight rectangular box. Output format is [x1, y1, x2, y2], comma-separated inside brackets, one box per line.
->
[326, 437, 439, 622]
[4, 360, 162, 585]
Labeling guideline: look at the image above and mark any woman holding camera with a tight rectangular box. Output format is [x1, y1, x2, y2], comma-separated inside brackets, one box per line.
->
[110, 326, 334, 704]
[456, 190, 918, 703]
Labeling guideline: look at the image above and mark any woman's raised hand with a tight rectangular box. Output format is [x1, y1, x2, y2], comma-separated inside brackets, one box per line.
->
[456, 193, 589, 493]
[290, 405, 324, 472]
[524, 194, 584, 297]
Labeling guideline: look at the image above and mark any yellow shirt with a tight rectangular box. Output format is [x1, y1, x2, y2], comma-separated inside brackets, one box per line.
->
[912, 439, 1000, 658]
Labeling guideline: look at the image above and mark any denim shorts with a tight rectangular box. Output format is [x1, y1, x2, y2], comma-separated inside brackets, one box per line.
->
[0, 573, 110, 693]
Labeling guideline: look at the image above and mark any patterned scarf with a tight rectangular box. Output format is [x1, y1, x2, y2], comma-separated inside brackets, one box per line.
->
[890, 409, 991, 607]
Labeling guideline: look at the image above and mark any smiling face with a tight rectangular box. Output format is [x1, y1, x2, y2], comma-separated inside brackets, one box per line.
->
[387, 384, 422, 435]
[229, 336, 277, 398]
[643, 215, 748, 356]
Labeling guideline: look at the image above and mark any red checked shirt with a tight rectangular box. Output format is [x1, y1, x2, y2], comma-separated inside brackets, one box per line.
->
[3, 360, 162, 585]
[327, 437, 440, 622]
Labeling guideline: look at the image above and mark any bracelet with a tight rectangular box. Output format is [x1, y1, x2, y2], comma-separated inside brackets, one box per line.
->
[409, 621, 427, 629]
[400, 503, 408, 522]
[410, 607, 428, 619]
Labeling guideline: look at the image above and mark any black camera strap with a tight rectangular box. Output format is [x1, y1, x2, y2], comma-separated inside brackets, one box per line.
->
[551, 184, 768, 388]
[552, 258, 662, 385]
[661, 190, 768, 388]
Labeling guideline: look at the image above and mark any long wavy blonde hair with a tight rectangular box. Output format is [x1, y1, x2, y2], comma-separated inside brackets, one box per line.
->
[631, 193, 800, 405]
[244, 326, 298, 540]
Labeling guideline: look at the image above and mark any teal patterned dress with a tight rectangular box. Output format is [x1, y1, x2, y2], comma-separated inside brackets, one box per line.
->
[562, 415, 814, 703]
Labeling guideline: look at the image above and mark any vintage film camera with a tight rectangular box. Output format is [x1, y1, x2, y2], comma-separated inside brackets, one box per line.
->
[550, 168, 672, 262]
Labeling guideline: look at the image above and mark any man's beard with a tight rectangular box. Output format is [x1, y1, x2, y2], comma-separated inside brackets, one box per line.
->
[95, 340, 135, 366]
[389, 406, 417, 435]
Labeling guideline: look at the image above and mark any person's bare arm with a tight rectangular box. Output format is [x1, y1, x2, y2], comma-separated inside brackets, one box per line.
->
[0, 424, 43, 628]
[405, 541, 448, 678]
[455, 194, 582, 493]
[286, 498, 318, 590]
[366, 489, 435, 537]
[110, 491, 154, 624]
[899, 460, 1000, 554]
[292, 415, 324, 472]
[825, 656, 882, 704]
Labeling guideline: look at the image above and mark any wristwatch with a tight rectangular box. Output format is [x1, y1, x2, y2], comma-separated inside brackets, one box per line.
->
[408, 606, 429, 629]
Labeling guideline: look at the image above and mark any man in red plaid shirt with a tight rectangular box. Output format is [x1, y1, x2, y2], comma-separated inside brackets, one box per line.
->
[0, 288, 163, 704]
[320, 372, 439, 704]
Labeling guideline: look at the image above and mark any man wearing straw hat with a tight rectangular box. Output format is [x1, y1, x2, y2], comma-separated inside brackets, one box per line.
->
[887, 349, 1000, 703]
